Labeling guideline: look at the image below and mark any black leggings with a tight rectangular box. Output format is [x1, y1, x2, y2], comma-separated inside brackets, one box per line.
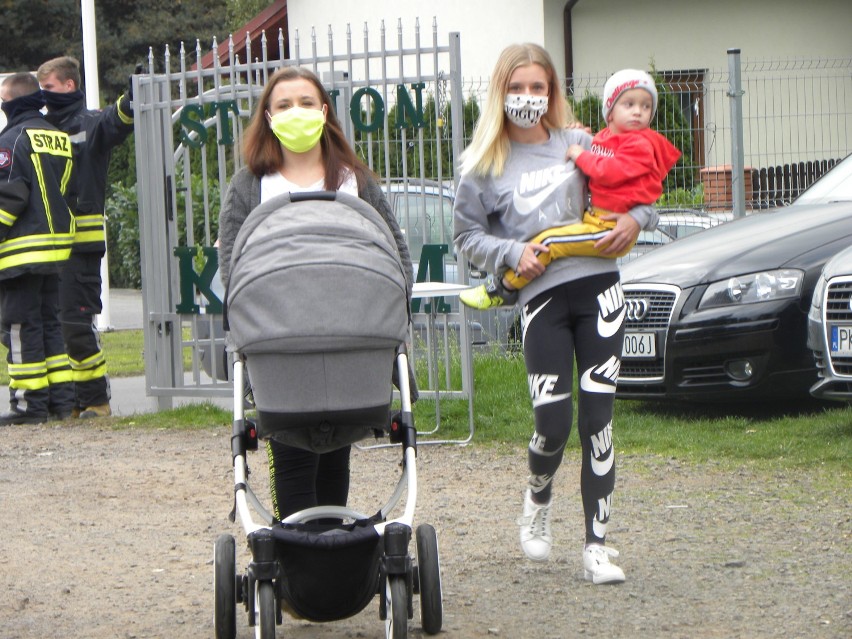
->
[266, 440, 351, 521]
[522, 272, 624, 544]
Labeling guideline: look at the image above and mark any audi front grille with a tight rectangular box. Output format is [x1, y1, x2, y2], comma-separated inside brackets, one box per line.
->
[620, 284, 680, 382]
[824, 277, 852, 376]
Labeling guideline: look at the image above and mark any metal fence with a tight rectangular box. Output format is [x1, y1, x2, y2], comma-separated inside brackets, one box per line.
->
[130, 23, 852, 404]
[131, 19, 470, 407]
[459, 53, 852, 215]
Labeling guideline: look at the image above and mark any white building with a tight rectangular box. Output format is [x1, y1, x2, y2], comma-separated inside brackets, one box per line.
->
[286, 0, 851, 81]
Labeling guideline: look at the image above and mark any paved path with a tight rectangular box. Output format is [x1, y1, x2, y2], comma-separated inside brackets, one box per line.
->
[101, 288, 232, 416]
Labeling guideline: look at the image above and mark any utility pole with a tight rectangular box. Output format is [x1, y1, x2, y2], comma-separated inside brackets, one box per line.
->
[81, 0, 113, 330]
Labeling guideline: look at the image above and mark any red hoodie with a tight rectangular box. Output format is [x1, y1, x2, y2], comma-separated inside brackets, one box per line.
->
[573, 127, 681, 213]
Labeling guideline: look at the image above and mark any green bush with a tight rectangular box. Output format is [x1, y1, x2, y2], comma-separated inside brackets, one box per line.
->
[105, 182, 142, 289]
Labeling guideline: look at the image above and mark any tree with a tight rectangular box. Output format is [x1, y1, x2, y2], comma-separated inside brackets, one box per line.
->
[0, 0, 232, 98]
[226, 0, 274, 31]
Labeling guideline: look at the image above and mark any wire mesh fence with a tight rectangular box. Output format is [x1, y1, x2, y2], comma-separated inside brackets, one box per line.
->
[128, 20, 852, 393]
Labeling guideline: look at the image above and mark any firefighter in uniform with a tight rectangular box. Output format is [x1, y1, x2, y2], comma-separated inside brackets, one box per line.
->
[37, 56, 134, 419]
[0, 73, 76, 425]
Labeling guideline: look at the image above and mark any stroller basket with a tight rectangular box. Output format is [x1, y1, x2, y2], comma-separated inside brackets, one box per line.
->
[272, 522, 382, 622]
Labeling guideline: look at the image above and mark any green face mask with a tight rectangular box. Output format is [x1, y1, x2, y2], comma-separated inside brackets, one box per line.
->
[268, 106, 325, 153]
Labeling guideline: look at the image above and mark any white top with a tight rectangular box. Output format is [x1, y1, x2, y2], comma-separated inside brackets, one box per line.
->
[260, 169, 358, 202]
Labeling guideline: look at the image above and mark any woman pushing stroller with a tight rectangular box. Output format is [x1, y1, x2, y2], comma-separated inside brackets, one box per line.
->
[217, 65, 415, 522]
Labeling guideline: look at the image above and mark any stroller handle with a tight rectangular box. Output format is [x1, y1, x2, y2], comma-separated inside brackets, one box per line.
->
[289, 190, 337, 202]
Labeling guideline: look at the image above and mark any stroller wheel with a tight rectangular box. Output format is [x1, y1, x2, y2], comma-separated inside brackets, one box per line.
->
[254, 580, 276, 639]
[416, 524, 443, 635]
[385, 575, 408, 639]
[213, 534, 237, 639]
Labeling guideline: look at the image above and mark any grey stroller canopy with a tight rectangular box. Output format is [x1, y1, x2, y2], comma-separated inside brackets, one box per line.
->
[225, 191, 410, 449]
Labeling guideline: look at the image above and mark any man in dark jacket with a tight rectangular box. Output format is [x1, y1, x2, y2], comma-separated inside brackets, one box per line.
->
[37, 56, 134, 419]
[0, 73, 76, 425]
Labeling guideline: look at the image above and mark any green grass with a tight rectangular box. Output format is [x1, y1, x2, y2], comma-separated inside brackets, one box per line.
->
[3, 330, 850, 476]
[405, 349, 852, 474]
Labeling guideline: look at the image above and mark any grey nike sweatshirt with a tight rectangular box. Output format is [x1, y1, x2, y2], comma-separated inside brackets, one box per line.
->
[453, 127, 657, 306]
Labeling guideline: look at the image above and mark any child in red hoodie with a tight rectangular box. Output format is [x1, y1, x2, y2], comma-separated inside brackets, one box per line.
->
[460, 68, 681, 310]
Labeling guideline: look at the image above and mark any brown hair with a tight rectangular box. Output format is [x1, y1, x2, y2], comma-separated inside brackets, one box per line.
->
[242, 66, 369, 189]
[36, 56, 82, 90]
[1, 72, 40, 99]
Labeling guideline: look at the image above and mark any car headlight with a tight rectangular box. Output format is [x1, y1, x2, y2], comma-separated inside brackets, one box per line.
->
[808, 272, 828, 321]
[698, 269, 803, 309]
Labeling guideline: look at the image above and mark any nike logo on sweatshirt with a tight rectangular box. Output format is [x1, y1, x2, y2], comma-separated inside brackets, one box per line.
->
[512, 165, 574, 215]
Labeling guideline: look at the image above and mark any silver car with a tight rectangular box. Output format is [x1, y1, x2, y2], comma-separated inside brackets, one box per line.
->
[807, 244, 852, 402]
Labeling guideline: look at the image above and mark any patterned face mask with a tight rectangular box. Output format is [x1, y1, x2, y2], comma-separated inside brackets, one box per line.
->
[504, 93, 549, 128]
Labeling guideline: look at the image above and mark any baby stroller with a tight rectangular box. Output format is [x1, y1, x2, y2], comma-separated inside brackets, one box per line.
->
[212, 191, 443, 639]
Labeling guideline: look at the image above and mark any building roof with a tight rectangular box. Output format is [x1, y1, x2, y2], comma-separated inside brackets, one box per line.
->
[198, 0, 288, 68]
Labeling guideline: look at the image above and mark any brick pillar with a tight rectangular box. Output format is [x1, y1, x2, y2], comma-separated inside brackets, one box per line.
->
[700, 165, 755, 210]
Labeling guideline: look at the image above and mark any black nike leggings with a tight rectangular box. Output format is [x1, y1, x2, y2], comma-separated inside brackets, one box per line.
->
[521, 272, 624, 544]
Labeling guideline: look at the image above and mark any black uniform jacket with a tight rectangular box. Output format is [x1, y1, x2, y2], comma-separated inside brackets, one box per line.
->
[0, 110, 75, 279]
[45, 95, 133, 253]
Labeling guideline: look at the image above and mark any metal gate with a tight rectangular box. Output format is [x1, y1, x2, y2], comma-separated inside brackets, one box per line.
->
[131, 19, 468, 409]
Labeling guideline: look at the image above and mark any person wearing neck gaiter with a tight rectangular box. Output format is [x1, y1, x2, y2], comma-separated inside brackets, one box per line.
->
[0, 73, 76, 425]
[36, 56, 135, 420]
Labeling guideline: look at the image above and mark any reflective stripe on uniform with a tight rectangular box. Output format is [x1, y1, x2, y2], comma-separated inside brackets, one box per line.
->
[8, 359, 50, 391]
[30, 154, 53, 232]
[8, 361, 48, 376]
[46, 353, 73, 385]
[71, 362, 107, 382]
[60, 158, 73, 195]
[0, 233, 74, 255]
[47, 348, 75, 383]
[0, 208, 16, 226]
[69, 349, 107, 382]
[72, 214, 106, 244]
[47, 368, 74, 384]
[9, 375, 50, 390]
[73, 229, 106, 243]
[0, 247, 72, 271]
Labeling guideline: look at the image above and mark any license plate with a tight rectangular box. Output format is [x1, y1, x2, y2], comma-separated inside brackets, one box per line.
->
[830, 325, 852, 355]
[622, 332, 656, 359]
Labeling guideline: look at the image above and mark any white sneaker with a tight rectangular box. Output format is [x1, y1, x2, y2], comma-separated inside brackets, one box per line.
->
[516, 489, 552, 562]
[583, 543, 626, 584]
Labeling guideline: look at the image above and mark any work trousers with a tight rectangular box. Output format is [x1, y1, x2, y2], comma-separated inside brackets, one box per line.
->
[0, 272, 75, 417]
[59, 252, 110, 408]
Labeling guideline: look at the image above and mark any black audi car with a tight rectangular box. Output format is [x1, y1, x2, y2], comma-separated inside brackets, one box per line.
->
[616, 153, 852, 402]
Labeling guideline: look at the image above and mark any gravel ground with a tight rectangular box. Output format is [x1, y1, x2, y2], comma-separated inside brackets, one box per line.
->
[1, 422, 849, 638]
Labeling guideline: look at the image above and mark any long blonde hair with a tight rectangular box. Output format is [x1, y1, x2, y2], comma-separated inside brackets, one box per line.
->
[460, 43, 572, 177]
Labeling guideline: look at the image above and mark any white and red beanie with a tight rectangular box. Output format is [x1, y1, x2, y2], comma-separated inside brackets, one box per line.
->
[601, 69, 658, 121]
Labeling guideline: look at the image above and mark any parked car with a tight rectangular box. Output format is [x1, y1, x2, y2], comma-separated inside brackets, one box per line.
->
[616, 153, 852, 402]
[656, 209, 732, 239]
[807, 244, 852, 402]
[382, 178, 456, 269]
